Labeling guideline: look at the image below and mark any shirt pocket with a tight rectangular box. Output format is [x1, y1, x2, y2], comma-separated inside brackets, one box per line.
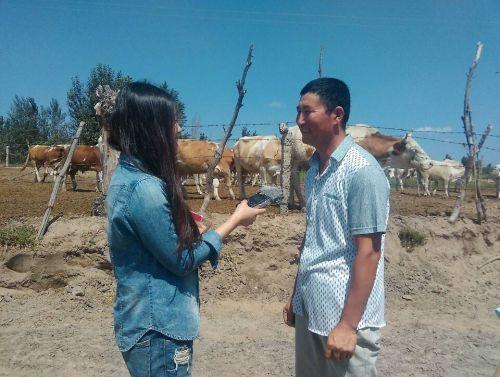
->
[318, 193, 347, 243]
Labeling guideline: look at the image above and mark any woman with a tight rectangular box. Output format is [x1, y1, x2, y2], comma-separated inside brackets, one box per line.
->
[105, 82, 265, 377]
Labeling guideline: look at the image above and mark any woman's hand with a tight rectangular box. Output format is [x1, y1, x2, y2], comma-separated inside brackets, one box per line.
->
[215, 200, 266, 240]
[231, 200, 266, 227]
[196, 220, 211, 234]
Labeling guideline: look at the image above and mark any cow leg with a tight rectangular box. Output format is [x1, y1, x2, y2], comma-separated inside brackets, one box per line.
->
[70, 171, 77, 191]
[34, 163, 42, 183]
[194, 174, 204, 195]
[424, 177, 431, 196]
[62, 173, 68, 191]
[223, 172, 235, 200]
[398, 177, 403, 191]
[444, 179, 449, 197]
[40, 165, 49, 183]
[96, 171, 103, 192]
[271, 172, 278, 186]
[418, 172, 431, 196]
[237, 164, 246, 199]
[288, 171, 296, 208]
[259, 166, 268, 187]
[213, 178, 221, 201]
[251, 173, 259, 186]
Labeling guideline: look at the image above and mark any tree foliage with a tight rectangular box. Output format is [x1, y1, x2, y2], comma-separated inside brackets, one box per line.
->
[0, 63, 187, 163]
[241, 126, 258, 137]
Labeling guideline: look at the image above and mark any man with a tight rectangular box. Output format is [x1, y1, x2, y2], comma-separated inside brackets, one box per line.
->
[283, 78, 390, 376]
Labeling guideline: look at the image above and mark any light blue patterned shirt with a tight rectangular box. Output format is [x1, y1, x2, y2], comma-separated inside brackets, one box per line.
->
[292, 135, 390, 335]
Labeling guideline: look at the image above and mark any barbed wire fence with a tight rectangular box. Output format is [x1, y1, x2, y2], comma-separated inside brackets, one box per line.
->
[1, 122, 499, 167]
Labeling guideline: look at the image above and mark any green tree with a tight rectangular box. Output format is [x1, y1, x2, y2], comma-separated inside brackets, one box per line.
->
[67, 76, 88, 136]
[1, 96, 43, 163]
[241, 126, 257, 137]
[39, 98, 68, 143]
[67, 64, 133, 145]
[159, 81, 187, 128]
[6, 96, 42, 144]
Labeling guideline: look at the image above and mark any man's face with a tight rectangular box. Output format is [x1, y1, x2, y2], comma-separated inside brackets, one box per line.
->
[296, 92, 340, 149]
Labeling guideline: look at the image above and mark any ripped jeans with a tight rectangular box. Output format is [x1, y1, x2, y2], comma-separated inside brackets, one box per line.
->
[122, 331, 193, 377]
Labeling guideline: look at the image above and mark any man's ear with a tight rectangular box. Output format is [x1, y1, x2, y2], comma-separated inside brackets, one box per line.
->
[333, 106, 344, 121]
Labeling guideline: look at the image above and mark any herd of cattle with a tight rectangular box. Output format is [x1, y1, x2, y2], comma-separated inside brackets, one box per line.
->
[19, 123, 500, 204]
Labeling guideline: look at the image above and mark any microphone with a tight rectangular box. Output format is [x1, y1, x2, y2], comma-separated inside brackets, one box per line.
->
[247, 185, 284, 208]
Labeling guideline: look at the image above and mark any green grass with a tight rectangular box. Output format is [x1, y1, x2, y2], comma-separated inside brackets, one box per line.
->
[398, 228, 426, 250]
[0, 225, 36, 247]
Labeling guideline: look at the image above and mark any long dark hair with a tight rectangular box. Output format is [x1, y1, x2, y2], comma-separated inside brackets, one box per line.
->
[106, 82, 200, 253]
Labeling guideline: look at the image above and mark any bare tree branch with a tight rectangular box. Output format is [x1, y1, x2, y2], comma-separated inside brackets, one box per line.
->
[318, 46, 324, 78]
[449, 42, 485, 223]
[200, 44, 254, 213]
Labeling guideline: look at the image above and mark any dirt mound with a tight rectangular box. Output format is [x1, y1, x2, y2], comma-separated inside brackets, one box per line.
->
[0, 211, 498, 376]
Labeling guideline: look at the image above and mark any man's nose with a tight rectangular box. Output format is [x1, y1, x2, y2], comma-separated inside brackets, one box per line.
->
[296, 112, 305, 126]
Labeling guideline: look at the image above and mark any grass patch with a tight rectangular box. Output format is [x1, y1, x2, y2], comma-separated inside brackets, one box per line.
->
[0, 225, 36, 247]
[398, 228, 426, 251]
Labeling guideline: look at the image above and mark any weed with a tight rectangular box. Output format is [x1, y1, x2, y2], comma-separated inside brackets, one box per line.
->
[0, 225, 36, 247]
[398, 228, 426, 251]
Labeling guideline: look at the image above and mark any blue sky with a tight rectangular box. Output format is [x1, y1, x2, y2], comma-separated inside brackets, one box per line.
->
[1, 0, 499, 163]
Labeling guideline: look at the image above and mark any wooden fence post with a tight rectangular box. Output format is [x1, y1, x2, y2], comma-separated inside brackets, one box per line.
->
[279, 123, 291, 214]
[36, 122, 85, 241]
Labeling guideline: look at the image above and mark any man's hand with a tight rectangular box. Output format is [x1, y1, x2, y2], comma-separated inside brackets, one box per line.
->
[324, 322, 357, 360]
[283, 297, 295, 327]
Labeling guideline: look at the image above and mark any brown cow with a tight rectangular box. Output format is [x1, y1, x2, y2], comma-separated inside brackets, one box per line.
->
[176, 139, 235, 200]
[62, 145, 103, 192]
[20, 145, 67, 182]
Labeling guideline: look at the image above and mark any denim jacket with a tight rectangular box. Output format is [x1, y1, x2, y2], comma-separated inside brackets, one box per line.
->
[106, 154, 222, 352]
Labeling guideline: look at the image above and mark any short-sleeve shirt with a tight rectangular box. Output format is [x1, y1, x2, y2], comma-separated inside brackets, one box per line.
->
[292, 135, 390, 336]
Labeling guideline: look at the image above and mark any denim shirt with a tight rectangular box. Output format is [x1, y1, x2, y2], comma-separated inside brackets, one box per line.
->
[106, 154, 222, 352]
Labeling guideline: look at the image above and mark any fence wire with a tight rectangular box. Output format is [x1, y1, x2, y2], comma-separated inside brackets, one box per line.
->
[1, 122, 499, 165]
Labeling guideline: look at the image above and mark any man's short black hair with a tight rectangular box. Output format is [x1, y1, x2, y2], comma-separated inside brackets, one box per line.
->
[300, 78, 350, 127]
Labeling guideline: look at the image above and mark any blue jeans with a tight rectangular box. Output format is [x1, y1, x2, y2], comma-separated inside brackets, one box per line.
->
[121, 331, 193, 377]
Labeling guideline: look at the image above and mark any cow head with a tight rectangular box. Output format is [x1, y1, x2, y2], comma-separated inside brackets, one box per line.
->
[388, 133, 432, 170]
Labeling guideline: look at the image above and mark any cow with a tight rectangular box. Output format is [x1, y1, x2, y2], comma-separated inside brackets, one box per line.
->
[385, 167, 415, 191]
[416, 159, 465, 197]
[20, 144, 67, 182]
[493, 164, 500, 199]
[62, 145, 103, 192]
[176, 139, 235, 201]
[282, 124, 427, 208]
[347, 125, 432, 171]
[233, 136, 282, 199]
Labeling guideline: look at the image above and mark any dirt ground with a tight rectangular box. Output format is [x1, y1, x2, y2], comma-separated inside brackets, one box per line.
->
[0, 166, 499, 376]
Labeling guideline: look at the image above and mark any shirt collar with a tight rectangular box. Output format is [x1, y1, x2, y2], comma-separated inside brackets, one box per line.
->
[330, 135, 354, 162]
[309, 135, 354, 171]
[119, 153, 149, 172]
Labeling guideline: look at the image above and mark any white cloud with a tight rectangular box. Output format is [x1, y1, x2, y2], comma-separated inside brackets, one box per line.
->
[269, 101, 284, 109]
[415, 125, 453, 132]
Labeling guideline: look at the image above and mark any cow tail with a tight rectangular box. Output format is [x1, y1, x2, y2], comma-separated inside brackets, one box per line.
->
[20, 149, 30, 171]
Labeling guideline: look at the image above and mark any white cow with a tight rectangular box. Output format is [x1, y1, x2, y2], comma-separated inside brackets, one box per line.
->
[283, 124, 431, 208]
[385, 168, 415, 191]
[233, 136, 282, 199]
[492, 164, 500, 199]
[417, 159, 465, 196]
